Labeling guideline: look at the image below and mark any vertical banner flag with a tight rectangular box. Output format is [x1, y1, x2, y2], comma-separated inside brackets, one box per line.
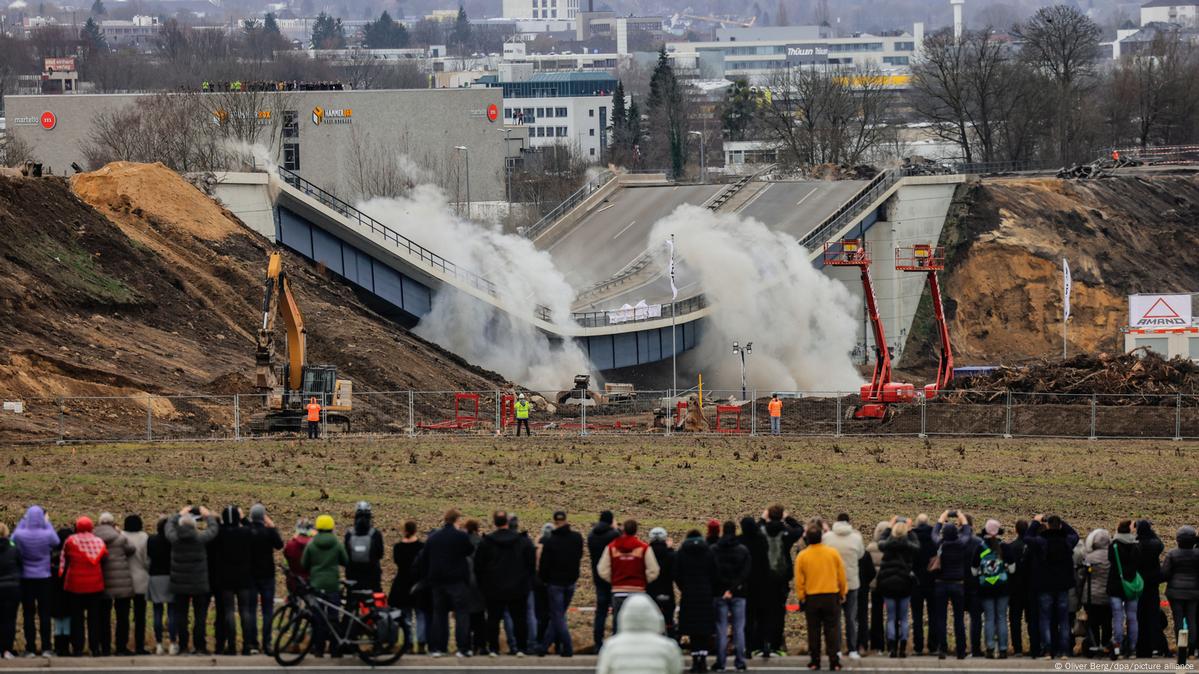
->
[1062, 258, 1072, 321]
[665, 237, 679, 300]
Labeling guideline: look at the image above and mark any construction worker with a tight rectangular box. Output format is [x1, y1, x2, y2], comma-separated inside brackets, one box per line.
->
[514, 394, 531, 437]
[201, 80, 210, 92]
[1112, 149, 1120, 162]
[768, 394, 783, 436]
[305, 397, 321, 439]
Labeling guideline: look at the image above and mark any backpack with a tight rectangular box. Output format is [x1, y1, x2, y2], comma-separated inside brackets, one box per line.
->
[978, 545, 1008, 588]
[1112, 541, 1144, 601]
[764, 529, 789, 579]
[349, 529, 375, 565]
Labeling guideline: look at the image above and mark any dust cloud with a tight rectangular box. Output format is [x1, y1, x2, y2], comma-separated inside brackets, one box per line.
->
[356, 186, 592, 392]
[649, 205, 863, 394]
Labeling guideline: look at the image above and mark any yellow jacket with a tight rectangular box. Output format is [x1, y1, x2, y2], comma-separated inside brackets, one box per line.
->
[793, 542, 848, 603]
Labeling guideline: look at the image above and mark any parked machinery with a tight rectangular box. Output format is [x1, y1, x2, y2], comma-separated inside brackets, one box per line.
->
[823, 239, 915, 419]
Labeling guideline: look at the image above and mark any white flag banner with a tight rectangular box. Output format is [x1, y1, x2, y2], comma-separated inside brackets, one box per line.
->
[1062, 258, 1072, 322]
[665, 237, 679, 300]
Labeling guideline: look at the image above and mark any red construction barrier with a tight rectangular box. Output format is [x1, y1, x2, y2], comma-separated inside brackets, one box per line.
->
[416, 392, 480, 430]
[714, 405, 746, 433]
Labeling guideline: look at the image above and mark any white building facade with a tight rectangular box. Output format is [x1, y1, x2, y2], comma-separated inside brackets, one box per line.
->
[1140, 0, 1199, 27]
[480, 70, 616, 160]
[502, 0, 579, 20]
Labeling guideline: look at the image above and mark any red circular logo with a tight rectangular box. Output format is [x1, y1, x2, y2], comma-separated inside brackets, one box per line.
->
[40, 111, 56, 130]
[486, 103, 499, 123]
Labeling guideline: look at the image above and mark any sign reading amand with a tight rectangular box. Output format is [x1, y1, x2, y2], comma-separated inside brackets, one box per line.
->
[1129, 294, 1193, 328]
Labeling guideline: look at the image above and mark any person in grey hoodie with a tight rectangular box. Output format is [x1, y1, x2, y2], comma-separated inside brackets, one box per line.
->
[165, 507, 219, 655]
[94, 512, 135, 656]
[12, 505, 59, 657]
[1161, 525, 1199, 659]
[824, 513, 865, 660]
[123, 515, 150, 655]
[1079, 529, 1112, 657]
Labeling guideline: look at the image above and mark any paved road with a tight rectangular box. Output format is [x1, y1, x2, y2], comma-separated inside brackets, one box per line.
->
[547, 184, 725, 292]
[735, 180, 868, 238]
[0, 653, 1170, 672]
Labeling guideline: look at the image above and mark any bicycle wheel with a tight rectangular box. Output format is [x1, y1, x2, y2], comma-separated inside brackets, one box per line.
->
[271, 601, 297, 640]
[356, 609, 403, 666]
[273, 612, 313, 666]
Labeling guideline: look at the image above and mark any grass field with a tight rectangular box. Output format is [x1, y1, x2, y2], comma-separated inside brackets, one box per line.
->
[2, 435, 1196, 653]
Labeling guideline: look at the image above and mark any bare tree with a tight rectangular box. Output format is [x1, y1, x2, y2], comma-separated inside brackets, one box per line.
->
[1109, 33, 1199, 147]
[1012, 5, 1101, 162]
[911, 30, 973, 162]
[0, 35, 36, 112]
[343, 127, 426, 199]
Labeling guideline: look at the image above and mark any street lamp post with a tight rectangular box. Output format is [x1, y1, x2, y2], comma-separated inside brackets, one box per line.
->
[732, 340, 752, 400]
[689, 130, 705, 183]
[499, 129, 513, 227]
[454, 145, 470, 219]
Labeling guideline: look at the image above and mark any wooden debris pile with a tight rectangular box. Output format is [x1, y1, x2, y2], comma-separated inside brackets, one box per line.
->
[943, 349, 1199, 405]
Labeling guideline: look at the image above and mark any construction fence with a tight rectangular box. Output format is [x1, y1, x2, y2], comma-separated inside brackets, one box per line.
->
[4, 390, 1199, 445]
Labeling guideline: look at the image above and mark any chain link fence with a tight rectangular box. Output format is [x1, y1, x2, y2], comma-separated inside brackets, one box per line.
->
[3, 389, 1199, 444]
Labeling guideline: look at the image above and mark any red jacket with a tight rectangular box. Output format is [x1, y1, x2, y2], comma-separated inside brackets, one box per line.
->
[60, 517, 108, 594]
[603, 534, 659, 593]
[283, 534, 311, 592]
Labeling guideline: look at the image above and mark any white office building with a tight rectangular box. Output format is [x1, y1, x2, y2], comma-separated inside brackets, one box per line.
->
[502, 0, 579, 20]
[479, 68, 616, 160]
[667, 23, 924, 84]
[1140, 0, 1199, 27]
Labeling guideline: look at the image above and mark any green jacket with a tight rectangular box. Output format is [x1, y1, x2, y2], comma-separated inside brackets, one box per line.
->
[301, 531, 348, 593]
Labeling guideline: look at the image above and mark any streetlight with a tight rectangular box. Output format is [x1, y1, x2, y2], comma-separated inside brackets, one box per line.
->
[732, 340, 752, 400]
[454, 145, 470, 219]
[689, 130, 705, 183]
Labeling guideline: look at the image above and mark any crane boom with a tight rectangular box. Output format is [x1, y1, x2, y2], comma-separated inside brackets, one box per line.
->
[255, 251, 306, 392]
[896, 244, 954, 397]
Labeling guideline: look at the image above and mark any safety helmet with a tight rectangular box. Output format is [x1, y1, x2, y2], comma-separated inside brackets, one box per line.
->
[355, 501, 371, 514]
[518, 393, 527, 400]
[315, 515, 335, 532]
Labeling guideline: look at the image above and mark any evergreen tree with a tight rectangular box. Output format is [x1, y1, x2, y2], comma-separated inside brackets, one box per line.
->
[647, 46, 688, 178]
[721, 79, 755, 141]
[80, 16, 107, 55]
[364, 10, 408, 48]
[609, 81, 627, 162]
[626, 100, 642, 165]
[311, 12, 346, 49]
[776, 0, 788, 26]
[263, 12, 281, 34]
[90, 0, 105, 15]
[453, 6, 471, 50]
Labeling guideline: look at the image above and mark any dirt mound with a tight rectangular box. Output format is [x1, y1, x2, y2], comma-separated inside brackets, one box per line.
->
[904, 172, 1199, 366]
[71, 162, 238, 241]
[0, 166, 506, 442]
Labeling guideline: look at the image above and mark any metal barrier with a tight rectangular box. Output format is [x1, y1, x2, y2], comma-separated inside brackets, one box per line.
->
[7, 389, 1196, 444]
[523, 169, 616, 240]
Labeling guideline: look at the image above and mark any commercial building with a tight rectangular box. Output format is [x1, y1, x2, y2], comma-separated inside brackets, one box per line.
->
[99, 15, 161, 50]
[1123, 293, 1199, 360]
[479, 69, 616, 159]
[666, 23, 924, 84]
[1140, 0, 1199, 28]
[6, 88, 518, 202]
[502, 0, 579, 20]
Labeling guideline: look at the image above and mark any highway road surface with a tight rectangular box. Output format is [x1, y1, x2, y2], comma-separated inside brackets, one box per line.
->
[735, 180, 868, 238]
[546, 184, 725, 292]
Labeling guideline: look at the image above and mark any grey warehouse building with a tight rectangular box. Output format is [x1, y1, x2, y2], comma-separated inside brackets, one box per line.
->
[6, 88, 518, 202]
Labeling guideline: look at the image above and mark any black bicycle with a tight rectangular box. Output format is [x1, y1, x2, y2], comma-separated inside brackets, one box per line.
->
[273, 571, 405, 667]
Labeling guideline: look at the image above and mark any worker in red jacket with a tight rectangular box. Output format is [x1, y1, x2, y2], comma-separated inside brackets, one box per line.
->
[60, 516, 108, 656]
[596, 519, 660, 632]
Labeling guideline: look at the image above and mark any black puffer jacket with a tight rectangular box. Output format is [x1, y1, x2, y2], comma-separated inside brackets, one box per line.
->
[1162, 526, 1199, 601]
[147, 519, 171, 577]
[212, 507, 252, 591]
[931, 523, 972, 583]
[712, 535, 751, 598]
[646, 539, 676, 602]
[539, 524, 584, 586]
[1024, 520, 1079, 593]
[673, 536, 717, 636]
[587, 520, 620, 588]
[164, 514, 219, 596]
[1135, 521, 1165, 586]
[0, 537, 22, 594]
[1107, 534, 1141, 600]
[876, 530, 920, 598]
[474, 527, 535, 601]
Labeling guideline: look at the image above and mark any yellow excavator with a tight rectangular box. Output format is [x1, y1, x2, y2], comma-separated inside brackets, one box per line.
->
[250, 251, 353, 433]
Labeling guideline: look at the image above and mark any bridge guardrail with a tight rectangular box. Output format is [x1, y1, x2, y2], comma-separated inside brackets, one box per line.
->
[523, 169, 616, 240]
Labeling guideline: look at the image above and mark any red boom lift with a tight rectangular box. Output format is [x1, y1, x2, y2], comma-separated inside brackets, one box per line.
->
[896, 244, 954, 398]
[824, 239, 915, 419]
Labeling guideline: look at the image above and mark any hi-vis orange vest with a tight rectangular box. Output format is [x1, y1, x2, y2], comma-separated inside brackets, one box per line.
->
[768, 399, 783, 417]
[306, 402, 321, 422]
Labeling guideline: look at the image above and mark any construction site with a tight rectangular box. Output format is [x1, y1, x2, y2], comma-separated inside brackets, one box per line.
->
[2, 152, 1199, 444]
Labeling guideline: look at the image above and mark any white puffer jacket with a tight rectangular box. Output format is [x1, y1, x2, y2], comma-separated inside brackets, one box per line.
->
[595, 593, 683, 674]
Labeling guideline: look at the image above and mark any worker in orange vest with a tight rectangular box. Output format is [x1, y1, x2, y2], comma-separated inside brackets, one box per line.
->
[306, 396, 322, 439]
[1112, 149, 1120, 161]
[768, 393, 783, 436]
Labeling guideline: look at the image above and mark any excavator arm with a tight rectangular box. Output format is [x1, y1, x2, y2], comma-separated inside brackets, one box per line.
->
[254, 252, 306, 392]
